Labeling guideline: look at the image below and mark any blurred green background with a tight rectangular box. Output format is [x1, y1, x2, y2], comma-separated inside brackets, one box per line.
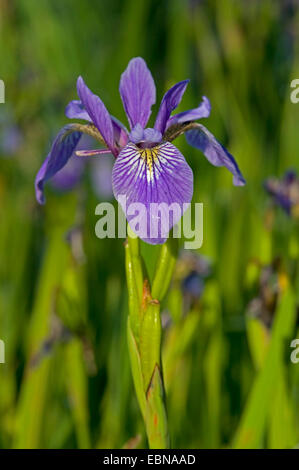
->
[0, 0, 299, 449]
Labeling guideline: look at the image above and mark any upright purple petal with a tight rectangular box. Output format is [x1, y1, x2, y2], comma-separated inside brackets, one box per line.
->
[35, 125, 82, 204]
[77, 76, 117, 155]
[119, 57, 156, 129]
[154, 80, 189, 134]
[185, 124, 245, 186]
[112, 141, 193, 244]
[166, 96, 211, 129]
[66, 99, 128, 149]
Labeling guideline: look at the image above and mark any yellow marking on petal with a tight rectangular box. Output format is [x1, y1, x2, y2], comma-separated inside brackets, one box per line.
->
[139, 147, 159, 174]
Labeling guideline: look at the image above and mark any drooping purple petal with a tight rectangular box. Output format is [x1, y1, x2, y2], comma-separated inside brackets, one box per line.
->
[112, 141, 193, 244]
[51, 154, 85, 191]
[51, 133, 96, 191]
[166, 96, 211, 129]
[185, 123, 245, 186]
[154, 80, 189, 134]
[35, 125, 82, 204]
[119, 57, 156, 129]
[77, 76, 117, 155]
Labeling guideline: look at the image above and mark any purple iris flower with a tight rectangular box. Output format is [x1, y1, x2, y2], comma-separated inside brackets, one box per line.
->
[35, 57, 245, 244]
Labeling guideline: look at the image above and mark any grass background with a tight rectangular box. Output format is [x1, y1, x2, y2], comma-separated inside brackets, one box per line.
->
[0, 0, 299, 448]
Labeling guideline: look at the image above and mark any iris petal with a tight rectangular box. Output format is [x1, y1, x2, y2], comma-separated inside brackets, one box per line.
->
[154, 80, 189, 134]
[77, 76, 117, 155]
[110, 115, 129, 148]
[129, 123, 144, 143]
[66, 100, 128, 149]
[119, 57, 156, 129]
[35, 125, 82, 204]
[112, 141, 193, 244]
[65, 100, 92, 122]
[185, 123, 245, 186]
[166, 96, 211, 129]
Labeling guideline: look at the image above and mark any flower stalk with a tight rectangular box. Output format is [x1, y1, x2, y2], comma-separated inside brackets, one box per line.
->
[33, 56, 246, 449]
[125, 230, 177, 449]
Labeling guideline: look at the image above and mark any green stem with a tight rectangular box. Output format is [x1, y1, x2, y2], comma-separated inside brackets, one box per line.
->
[125, 232, 176, 449]
[127, 225, 143, 304]
[124, 240, 140, 341]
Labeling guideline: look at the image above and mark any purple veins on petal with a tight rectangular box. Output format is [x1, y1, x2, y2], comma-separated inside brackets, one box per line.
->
[119, 57, 156, 130]
[35, 125, 82, 204]
[166, 96, 211, 129]
[154, 79, 189, 134]
[185, 123, 245, 186]
[35, 55, 245, 221]
[112, 141, 193, 244]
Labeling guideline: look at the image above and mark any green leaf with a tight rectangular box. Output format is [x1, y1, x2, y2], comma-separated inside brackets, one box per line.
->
[233, 288, 297, 449]
[145, 364, 170, 449]
[152, 238, 178, 301]
[127, 317, 146, 421]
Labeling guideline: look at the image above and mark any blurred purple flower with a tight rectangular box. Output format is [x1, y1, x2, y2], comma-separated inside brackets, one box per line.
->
[264, 170, 299, 217]
[247, 258, 289, 328]
[51, 154, 85, 192]
[175, 251, 211, 311]
[35, 57, 245, 244]
[90, 157, 114, 199]
[50, 134, 93, 192]
[0, 110, 23, 156]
